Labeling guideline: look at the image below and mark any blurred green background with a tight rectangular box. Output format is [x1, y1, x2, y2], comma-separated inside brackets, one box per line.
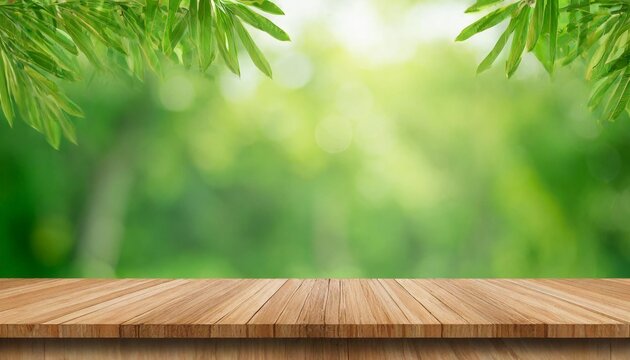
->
[1, 0, 629, 278]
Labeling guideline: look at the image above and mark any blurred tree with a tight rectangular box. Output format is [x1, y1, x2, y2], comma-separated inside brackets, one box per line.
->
[1, 0, 629, 279]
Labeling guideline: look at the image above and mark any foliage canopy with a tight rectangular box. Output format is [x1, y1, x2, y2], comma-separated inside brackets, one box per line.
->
[459, 0, 630, 121]
[0, 0, 287, 148]
[3, 1, 630, 148]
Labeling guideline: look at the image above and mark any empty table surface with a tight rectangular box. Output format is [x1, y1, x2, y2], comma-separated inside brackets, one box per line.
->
[0, 279, 629, 338]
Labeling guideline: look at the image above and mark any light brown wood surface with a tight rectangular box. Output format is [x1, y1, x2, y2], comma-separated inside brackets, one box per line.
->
[0, 279, 629, 339]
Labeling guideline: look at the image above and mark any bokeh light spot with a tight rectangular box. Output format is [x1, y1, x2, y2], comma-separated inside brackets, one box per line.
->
[219, 60, 261, 102]
[274, 51, 313, 89]
[315, 116, 353, 154]
[159, 75, 195, 111]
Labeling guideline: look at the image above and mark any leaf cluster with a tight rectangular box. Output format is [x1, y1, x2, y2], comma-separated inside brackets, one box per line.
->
[459, 0, 630, 121]
[0, 0, 288, 148]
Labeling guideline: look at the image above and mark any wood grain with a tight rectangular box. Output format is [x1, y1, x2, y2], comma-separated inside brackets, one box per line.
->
[0, 279, 629, 339]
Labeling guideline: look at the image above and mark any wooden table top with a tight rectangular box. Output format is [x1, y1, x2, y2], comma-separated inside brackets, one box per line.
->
[0, 279, 629, 339]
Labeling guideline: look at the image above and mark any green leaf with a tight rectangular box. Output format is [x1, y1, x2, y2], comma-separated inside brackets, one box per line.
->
[465, 0, 504, 13]
[140, 38, 162, 75]
[527, 0, 545, 51]
[62, 16, 103, 68]
[215, 6, 240, 76]
[544, 0, 559, 71]
[57, 114, 78, 145]
[46, 101, 78, 145]
[589, 75, 616, 110]
[252, 1, 284, 15]
[50, 91, 85, 119]
[128, 39, 145, 80]
[169, 12, 189, 52]
[25, 51, 71, 80]
[21, 93, 43, 132]
[189, 0, 198, 39]
[227, 2, 290, 41]
[64, 8, 127, 55]
[456, 3, 518, 41]
[199, 0, 216, 71]
[0, 51, 14, 126]
[32, 20, 79, 56]
[181, 37, 195, 69]
[233, 17, 272, 77]
[572, 0, 590, 51]
[24, 66, 59, 93]
[507, 6, 531, 78]
[163, 0, 183, 55]
[604, 69, 630, 121]
[586, 20, 621, 81]
[477, 14, 518, 74]
[41, 112, 62, 150]
[145, 0, 159, 35]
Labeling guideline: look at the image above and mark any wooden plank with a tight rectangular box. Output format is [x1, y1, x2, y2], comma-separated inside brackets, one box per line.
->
[338, 279, 376, 337]
[60, 280, 193, 338]
[359, 279, 416, 337]
[0, 280, 158, 322]
[378, 279, 441, 337]
[470, 280, 625, 338]
[0, 280, 164, 338]
[121, 279, 234, 338]
[324, 279, 341, 337]
[123, 279, 286, 338]
[247, 279, 303, 337]
[295, 278, 328, 337]
[0, 279, 70, 295]
[504, 280, 630, 338]
[336, 279, 427, 337]
[438, 280, 547, 337]
[212, 279, 286, 337]
[567, 279, 630, 297]
[525, 279, 630, 321]
[485, 279, 627, 337]
[0, 279, 86, 309]
[0, 279, 50, 292]
[275, 279, 316, 337]
[397, 279, 494, 337]
[0, 279, 629, 339]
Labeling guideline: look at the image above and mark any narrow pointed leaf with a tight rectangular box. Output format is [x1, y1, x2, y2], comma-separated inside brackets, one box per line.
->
[605, 69, 630, 121]
[477, 14, 518, 73]
[527, 0, 545, 51]
[457, 3, 518, 41]
[215, 6, 240, 75]
[589, 75, 616, 109]
[252, 1, 284, 15]
[507, 6, 531, 77]
[233, 17, 272, 77]
[199, 0, 216, 70]
[0, 52, 14, 126]
[465, 0, 504, 13]
[227, 2, 290, 41]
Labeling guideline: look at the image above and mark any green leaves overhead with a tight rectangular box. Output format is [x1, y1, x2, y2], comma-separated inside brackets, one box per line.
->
[457, 3, 519, 41]
[0, 0, 288, 148]
[459, 0, 630, 121]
